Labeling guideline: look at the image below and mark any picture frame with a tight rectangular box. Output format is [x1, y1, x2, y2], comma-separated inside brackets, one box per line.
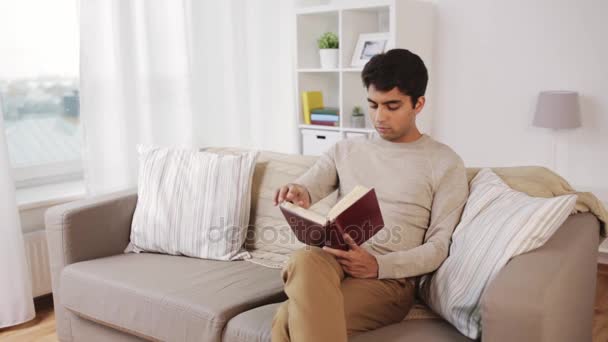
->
[350, 32, 390, 67]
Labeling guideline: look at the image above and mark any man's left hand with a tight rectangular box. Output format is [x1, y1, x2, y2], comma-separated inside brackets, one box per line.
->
[322, 233, 379, 279]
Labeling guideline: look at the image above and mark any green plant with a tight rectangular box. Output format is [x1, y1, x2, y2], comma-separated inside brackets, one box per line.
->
[317, 32, 339, 49]
[352, 106, 364, 116]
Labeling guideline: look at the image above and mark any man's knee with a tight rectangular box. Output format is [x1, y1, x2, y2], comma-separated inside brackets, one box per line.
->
[282, 246, 339, 281]
[288, 246, 326, 267]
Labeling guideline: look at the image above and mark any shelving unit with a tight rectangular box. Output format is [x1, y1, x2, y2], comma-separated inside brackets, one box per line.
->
[294, 0, 435, 155]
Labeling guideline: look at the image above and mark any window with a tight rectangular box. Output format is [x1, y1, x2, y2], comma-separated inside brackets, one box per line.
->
[0, 0, 81, 188]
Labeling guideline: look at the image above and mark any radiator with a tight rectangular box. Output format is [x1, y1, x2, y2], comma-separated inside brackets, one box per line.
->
[23, 230, 52, 298]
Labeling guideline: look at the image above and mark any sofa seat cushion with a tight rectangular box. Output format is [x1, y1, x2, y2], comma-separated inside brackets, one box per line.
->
[223, 303, 472, 342]
[223, 303, 277, 342]
[60, 253, 286, 342]
[349, 319, 474, 342]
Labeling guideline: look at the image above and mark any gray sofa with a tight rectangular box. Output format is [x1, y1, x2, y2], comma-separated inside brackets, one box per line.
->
[45, 150, 600, 342]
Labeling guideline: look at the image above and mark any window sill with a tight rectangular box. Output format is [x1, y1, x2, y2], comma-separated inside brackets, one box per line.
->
[16, 179, 86, 211]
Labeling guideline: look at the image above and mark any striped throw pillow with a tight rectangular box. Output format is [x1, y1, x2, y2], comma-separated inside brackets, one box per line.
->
[422, 168, 577, 339]
[128, 145, 258, 261]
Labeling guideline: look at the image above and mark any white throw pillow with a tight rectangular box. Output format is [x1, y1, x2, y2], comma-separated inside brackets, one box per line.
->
[127, 145, 258, 261]
[422, 168, 577, 339]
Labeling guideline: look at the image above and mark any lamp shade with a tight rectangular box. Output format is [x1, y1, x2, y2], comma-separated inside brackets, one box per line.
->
[533, 91, 581, 129]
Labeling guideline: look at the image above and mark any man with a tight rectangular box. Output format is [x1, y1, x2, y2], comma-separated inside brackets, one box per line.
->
[271, 49, 469, 342]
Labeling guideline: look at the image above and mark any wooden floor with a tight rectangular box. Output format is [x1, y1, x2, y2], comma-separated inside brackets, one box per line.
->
[0, 295, 57, 342]
[2, 265, 608, 341]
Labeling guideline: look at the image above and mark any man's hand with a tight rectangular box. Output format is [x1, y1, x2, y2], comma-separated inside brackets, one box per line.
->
[323, 233, 379, 279]
[273, 183, 311, 209]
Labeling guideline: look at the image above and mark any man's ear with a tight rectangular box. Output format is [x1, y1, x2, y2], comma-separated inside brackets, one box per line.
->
[414, 96, 426, 114]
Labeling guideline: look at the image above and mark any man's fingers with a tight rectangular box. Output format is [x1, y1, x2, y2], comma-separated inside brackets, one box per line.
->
[337, 258, 358, 268]
[286, 185, 302, 201]
[323, 246, 350, 259]
[285, 185, 294, 200]
[275, 184, 308, 207]
[277, 186, 289, 204]
[343, 233, 360, 250]
[342, 265, 359, 276]
[287, 186, 308, 207]
[339, 259, 362, 270]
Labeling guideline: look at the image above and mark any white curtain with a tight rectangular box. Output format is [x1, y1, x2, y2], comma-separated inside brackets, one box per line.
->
[80, 0, 298, 195]
[0, 102, 35, 328]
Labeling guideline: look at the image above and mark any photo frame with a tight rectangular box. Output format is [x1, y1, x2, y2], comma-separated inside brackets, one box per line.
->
[350, 32, 390, 67]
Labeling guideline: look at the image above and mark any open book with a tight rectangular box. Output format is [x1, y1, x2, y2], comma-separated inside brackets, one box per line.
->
[279, 185, 384, 250]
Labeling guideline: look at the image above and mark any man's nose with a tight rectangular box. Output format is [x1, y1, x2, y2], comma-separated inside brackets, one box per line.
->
[375, 107, 388, 123]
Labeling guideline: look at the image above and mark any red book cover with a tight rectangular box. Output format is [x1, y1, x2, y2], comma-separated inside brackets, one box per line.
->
[310, 120, 338, 127]
[279, 187, 384, 250]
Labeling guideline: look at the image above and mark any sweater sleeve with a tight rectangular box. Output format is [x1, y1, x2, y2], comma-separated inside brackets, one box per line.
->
[293, 145, 339, 205]
[375, 156, 469, 279]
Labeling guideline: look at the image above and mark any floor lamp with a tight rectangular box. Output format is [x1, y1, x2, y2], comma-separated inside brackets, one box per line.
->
[533, 90, 582, 175]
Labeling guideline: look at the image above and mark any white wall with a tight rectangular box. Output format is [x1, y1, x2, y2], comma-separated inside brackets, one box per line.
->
[430, 0, 607, 189]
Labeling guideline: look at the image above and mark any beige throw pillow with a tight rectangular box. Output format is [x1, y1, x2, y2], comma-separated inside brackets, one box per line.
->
[421, 168, 577, 339]
[127, 145, 258, 261]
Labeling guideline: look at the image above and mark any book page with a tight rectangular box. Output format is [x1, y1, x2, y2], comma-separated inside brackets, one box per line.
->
[327, 185, 371, 221]
[280, 201, 327, 225]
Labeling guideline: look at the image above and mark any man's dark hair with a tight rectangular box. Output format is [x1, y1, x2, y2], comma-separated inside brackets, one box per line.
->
[361, 49, 428, 108]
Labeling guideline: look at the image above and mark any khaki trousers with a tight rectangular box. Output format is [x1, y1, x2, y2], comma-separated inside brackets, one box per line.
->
[271, 246, 415, 342]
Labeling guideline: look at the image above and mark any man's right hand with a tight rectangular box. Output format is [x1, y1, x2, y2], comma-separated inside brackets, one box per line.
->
[273, 183, 311, 208]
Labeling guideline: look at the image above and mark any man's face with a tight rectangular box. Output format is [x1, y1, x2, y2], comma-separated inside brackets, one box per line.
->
[367, 84, 425, 142]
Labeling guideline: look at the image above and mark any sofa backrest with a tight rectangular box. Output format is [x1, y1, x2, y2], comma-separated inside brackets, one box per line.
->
[203, 147, 605, 253]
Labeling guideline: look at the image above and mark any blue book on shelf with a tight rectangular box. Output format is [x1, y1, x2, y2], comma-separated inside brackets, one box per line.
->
[311, 114, 340, 122]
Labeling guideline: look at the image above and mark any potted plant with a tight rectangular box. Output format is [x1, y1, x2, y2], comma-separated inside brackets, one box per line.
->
[317, 32, 339, 69]
[351, 106, 366, 128]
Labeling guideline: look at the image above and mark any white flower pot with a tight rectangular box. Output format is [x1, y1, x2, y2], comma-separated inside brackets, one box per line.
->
[319, 49, 339, 69]
[351, 115, 366, 128]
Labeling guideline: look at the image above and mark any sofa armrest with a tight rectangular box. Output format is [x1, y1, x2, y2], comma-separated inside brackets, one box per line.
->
[480, 212, 599, 342]
[45, 187, 138, 266]
[44, 188, 138, 341]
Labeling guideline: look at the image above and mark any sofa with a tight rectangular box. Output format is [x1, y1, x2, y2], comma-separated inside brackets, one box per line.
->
[45, 149, 601, 342]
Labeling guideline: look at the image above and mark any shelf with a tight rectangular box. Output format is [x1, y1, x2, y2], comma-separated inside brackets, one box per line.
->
[294, 0, 435, 155]
[297, 68, 340, 73]
[295, 5, 338, 15]
[296, 10, 339, 69]
[342, 71, 370, 127]
[297, 124, 375, 134]
[342, 127, 375, 134]
[297, 72, 340, 120]
[341, 6, 390, 69]
[297, 67, 364, 73]
[299, 124, 340, 132]
[295, 1, 392, 15]
[342, 67, 363, 72]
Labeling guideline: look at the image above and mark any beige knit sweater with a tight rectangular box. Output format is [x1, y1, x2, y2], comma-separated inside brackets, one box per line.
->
[294, 134, 469, 279]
